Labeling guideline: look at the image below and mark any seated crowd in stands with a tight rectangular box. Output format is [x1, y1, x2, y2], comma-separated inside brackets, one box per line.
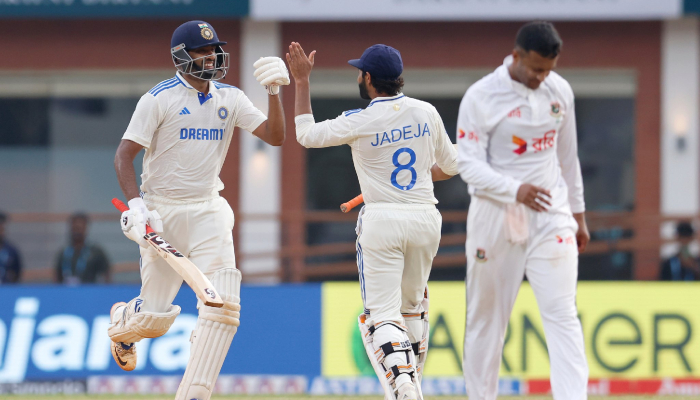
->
[659, 221, 699, 281]
[0, 212, 21, 283]
[0, 211, 110, 284]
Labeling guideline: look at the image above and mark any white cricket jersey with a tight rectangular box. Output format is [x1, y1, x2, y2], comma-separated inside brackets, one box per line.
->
[123, 72, 267, 201]
[456, 56, 585, 214]
[295, 93, 458, 205]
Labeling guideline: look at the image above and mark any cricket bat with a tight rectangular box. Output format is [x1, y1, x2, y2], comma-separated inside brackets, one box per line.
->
[112, 198, 224, 308]
[340, 194, 364, 213]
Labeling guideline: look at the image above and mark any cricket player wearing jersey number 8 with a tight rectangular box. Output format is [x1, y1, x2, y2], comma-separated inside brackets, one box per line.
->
[458, 22, 590, 400]
[110, 20, 288, 400]
[287, 42, 458, 400]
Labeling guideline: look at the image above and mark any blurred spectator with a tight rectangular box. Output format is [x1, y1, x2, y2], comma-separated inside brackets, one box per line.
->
[55, 212, 111, 284]
[660, 221, 700, 281]
[0, 211, 22, 283]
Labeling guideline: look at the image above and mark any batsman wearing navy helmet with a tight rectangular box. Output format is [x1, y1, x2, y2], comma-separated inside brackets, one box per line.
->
[287, 42, 458, 400]
[109, 20, 288, 400]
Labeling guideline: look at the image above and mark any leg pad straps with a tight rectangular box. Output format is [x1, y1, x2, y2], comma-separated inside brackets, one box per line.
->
[199, 301, 241, 326]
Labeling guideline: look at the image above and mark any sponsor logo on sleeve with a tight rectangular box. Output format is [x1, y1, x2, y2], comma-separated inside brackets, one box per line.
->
[459, 129, 478, 142]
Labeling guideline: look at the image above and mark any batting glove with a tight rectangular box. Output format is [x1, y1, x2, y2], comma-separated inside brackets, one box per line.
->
[120, 209, 149, 248]
[253, 56, 290, 95]
[127, 197, 163, 232]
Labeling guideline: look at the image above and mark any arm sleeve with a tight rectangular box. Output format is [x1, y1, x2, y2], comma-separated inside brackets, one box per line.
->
[556, 90, 586, 214]
[432, 110, 459, 176]
[295, 113, 357, 148]
[122, 94, 162, 149]
[233, 92, 267, 132]
[456, 91, 521, 204]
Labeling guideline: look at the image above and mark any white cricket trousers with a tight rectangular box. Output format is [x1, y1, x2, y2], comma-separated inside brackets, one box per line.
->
[463, 197, 588, 400]
[356, 203, 441, 325]
[138, 194, 237, 313]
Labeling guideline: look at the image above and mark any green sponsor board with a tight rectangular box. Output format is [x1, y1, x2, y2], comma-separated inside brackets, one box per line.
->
[323, 281, 700, 379]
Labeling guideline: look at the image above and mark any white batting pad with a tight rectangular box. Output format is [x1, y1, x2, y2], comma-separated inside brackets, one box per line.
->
[358, 315, 422, 400]
[403, 314, 428, 384]
[404, 288, 429, 384]
[175, 268, 242, 400]
[108, 299, 181, 344]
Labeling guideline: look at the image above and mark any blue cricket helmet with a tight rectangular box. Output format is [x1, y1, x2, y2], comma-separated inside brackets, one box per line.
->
[171, 20, 227, 50]
[171, 20, 229, 81]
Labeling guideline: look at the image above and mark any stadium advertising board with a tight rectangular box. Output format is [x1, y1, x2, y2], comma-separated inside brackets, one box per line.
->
[322, 282, 700, 394]
[0, 0, 247, 18]
[2, 282, 700, 395]
[0, 285, 320, 384]
[252, 0, 682, 21]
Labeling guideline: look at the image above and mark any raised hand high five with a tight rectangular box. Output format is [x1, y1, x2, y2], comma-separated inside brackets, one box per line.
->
[286, 42, 316, 116]
[286, 42, 316, 83]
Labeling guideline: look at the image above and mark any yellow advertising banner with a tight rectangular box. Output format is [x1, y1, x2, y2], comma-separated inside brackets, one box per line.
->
[322, 282, 700, 379]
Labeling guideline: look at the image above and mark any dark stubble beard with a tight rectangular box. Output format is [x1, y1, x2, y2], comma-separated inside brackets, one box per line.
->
[358, 80, 371, 100]
[192, 58, 216, 80]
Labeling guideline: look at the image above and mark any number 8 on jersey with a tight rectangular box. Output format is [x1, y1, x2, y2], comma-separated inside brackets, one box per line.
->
[391, 147, 417, 191]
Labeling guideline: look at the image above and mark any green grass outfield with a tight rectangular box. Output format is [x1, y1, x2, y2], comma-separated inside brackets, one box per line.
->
[5, 396, 700, 400]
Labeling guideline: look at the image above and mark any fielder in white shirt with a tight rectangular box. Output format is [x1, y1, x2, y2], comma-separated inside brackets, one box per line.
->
[458, 22, 589, 400]
[109, 20, 289, 400]
[287, 42, 458, 400]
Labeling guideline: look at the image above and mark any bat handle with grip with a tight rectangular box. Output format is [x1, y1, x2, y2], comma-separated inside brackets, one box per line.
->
[340, 194, 364, 213]
[112, 198, 154, 234]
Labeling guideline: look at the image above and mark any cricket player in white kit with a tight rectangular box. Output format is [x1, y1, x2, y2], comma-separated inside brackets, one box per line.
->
[458, 22, 590, 400]
[109, 20, 289, 400]
[287, 42, 458, 400]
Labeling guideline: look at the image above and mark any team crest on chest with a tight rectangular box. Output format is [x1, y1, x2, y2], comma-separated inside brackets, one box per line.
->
[217, 106, 229, 120]
[550, 101, 562, 118]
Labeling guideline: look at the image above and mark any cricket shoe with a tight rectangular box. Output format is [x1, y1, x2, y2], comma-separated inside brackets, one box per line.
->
[397, 381, 419, 400]
[110, 302, 136, 371]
